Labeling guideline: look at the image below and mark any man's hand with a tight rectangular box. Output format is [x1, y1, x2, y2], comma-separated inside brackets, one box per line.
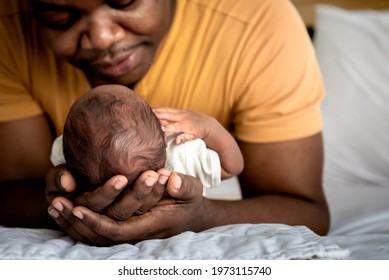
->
[46, 164, 171, 213]
[47, 169, 205, 245]
[46, 133, 329, 245]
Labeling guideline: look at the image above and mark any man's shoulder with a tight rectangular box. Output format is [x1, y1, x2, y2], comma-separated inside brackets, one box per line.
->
[183, 0, 277, 23]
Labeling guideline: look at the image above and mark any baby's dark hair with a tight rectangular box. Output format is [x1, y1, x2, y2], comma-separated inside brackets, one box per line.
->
[63, 84, 166, 190]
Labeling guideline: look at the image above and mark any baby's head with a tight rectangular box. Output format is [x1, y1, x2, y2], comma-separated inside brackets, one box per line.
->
[63, 84, 166, 190]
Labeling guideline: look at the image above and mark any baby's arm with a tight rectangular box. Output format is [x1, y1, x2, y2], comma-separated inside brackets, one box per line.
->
[153, 108, 243, 179]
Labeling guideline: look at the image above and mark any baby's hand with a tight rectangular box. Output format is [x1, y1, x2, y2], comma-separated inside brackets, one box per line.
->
[153, 107, 211, 144]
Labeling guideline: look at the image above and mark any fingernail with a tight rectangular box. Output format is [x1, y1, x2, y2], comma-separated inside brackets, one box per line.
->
[59, 174, 67, 191]
[145, 175, 158, 187]
[73, 211, 84, 220]
[59, 174, 72, 192]
[53, 202, 64, 212]
[158, 175, 168, 185]
[114, 177, 127, 190]
[174, 174, 182, 190]
[49, 208, 60, 218]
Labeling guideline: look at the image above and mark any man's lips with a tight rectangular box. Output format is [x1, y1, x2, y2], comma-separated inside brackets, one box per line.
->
[93, 56, 131, 76]
[89, 45, 144, 77]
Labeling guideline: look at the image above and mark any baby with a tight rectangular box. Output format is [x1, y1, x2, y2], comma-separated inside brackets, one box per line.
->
[51, 84, 243, 192]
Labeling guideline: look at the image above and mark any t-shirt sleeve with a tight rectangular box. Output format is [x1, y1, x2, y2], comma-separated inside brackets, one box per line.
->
[231, 0, 324, 143]
[0, 11, 43, 122]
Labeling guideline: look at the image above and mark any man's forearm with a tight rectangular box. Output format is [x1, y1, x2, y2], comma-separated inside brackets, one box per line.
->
[0, 180, 58, 229]
[205, 194, 329, 235]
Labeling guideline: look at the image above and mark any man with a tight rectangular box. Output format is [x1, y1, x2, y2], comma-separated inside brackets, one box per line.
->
[0, 0, 329, 245]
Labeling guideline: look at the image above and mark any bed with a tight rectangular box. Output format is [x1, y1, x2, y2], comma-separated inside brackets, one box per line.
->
[1, 0, 389, 260]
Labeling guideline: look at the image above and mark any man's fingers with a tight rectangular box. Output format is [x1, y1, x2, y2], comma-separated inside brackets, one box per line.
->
[104, 171, 164, 220]
[74, 204, 174, 244]
[166, 173, 203, 201]
[48, 197, 90, 243]
[71, 205, 143, 244]
[70, 206, 115, 246]
[134, 169, 170, 214]
[52, 172, 206, 245]
[74, 175, 128, 213]
[46, 166, 76, 203]
[104, 181, 155, 220]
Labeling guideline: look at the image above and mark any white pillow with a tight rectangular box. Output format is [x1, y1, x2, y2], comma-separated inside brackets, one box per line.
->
[314, 5, 389, 235]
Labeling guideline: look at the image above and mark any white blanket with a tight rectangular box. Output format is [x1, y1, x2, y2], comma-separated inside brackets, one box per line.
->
[0, 224, 349, 260]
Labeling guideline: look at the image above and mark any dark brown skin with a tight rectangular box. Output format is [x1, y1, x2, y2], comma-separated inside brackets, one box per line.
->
[0, 115, 56, 228]
[0, 0, 329, 244]
[43, 132, 329, 245]
[0, 112, 328, 242]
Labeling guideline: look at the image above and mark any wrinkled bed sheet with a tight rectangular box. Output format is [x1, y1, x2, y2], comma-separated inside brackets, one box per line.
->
[0, 223, 350, 260]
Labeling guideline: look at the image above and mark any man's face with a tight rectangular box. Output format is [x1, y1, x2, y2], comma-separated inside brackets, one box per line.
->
[32, 0, 174, 86]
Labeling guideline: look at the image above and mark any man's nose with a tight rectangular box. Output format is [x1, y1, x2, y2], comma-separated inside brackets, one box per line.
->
[80, 11, 125, 50]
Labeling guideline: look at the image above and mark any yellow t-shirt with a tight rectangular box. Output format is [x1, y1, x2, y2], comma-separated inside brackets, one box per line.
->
[0, 0, 323, 142]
